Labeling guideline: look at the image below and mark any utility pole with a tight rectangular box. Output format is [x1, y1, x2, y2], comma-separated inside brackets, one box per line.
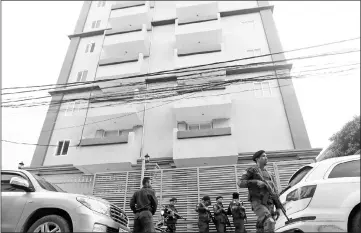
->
[140, 103, 146, 188]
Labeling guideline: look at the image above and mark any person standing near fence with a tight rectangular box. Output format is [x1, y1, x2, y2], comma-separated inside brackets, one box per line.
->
[130, 177, 158, 233]
[213, 196, 229, 233]
[227, 192, 247, 233]
[237, 150, 282, 232]
[195, 195, 213, 233]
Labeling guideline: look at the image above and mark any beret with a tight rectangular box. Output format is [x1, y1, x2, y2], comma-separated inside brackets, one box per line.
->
[232, 192, 239, 199]
[202, 196, 211, 201]
[216, 196, 223, 200]
[253, 150, 265, 162]
[170, 197, 177, 202]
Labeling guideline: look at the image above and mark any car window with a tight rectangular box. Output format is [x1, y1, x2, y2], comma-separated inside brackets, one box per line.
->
[288, 166, 313, 188]
[328, 160, 360, 179]
[1, 173, 27, 192]
[32, 174, 65, 192]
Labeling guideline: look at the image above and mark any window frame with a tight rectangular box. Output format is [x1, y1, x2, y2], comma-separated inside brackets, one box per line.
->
[55, 140, 71, 156]
[253, 81, 272, 98]
[326, 159, 360, 179]
[97, 1, 106, 7]
[95, 129, 131, 138]
[85, 42, 95, 53]
[185, 122, 213, 131]
[76, 70, 88, 82]
[91, 20, 101, 29]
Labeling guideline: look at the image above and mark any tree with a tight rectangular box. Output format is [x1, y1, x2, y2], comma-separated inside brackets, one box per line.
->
[322, 115, 360, 160]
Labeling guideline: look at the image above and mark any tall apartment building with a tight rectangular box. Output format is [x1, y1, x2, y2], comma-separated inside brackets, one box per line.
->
[31, 1, 312, 174]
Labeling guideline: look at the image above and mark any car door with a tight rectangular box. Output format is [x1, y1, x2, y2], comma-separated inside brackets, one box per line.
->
[1, 172, 32, 232]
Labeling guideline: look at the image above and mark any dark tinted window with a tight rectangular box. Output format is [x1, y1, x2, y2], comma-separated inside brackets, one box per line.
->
[32, 174, 65, 192]
[328, 160, 360, 178]
[1, 173, 27, 192]
[288, 166, 313, 188]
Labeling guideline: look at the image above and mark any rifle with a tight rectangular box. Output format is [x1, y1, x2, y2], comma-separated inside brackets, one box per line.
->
[162, 205, 187, 220]
[256, 169, 290, 222]
[215, 203, 231, 227]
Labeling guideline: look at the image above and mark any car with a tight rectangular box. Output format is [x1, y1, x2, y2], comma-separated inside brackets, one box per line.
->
[275, 154, 360, 233]
[1, 169, 130, 232]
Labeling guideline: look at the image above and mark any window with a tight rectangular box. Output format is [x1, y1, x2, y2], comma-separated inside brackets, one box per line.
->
[97, 1, 106, 7]
[253, 81, 272, 98]
[76, 70, 88, 82]
[85, 42, 95, 53]
[65, 101, 81, 116]
[32, 174, 65, 192]
[1, 173, 28, 192]
[280, 166, 313, 195]
[328, 160, 360, 179]
[56, 140, 70, 156]
[247, 48, 262, 63]
[95, 129, 131, 138]
[186, 122, 213, 131]
[91, 20, 101, 29]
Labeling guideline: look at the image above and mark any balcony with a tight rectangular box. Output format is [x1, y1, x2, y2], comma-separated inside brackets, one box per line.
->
[175, 14, 222, 56]
[84, 105, 143, 133]
[72, 132, 139, 173]
[112, 1, 146, 10]
[100, 26, 150, 65]
[176, 1, 219, 25]
[173, 128, 238, 168]
[173, 95, 232, 122]
[109, 3, 151, 33]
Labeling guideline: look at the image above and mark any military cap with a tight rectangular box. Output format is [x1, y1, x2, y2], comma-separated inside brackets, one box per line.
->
[253, 150, 265, 162]
[216, 196, 223, 200]
[170, 197, 177, 202]
[202, 195, 211, 201]
[232, 192, 239, 199]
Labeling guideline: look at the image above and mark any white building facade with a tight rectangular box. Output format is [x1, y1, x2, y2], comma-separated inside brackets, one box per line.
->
[31, 1, 313, 174]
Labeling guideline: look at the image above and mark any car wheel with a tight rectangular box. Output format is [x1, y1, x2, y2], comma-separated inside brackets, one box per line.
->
[27, 215, 71, 233]
[351, 210, 360, 233]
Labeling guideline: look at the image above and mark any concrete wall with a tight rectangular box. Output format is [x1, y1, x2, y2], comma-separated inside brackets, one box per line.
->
[38, 1, 308, 171]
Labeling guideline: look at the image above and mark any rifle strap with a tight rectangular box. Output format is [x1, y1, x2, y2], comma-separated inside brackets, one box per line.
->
[256, 167, 277, 194]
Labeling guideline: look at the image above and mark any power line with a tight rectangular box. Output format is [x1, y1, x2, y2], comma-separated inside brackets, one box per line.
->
[2, 36, 359, 95]
[3, 66, 358, 147]
[2, 59, 359, 109]
[2, 47, 360, 105]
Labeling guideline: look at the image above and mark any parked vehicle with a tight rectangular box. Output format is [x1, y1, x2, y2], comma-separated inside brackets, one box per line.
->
[1, 169, 130, 232]
[275, 154, 360, 233]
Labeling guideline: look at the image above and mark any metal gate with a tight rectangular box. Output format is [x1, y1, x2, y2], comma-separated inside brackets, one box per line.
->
[92, 159, 314, 232]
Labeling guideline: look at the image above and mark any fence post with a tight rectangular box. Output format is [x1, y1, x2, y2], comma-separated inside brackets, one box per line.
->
[160, 170, 163, 206]
[235, 165, 239, 193]
[123, 172, 129, 211]
[197, 167, 200, 201]
[91, 174, 97, 195]
[272, 163, 281, 193]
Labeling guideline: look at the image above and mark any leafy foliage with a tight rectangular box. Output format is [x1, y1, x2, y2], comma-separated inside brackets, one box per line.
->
[323, 115, 360, 160]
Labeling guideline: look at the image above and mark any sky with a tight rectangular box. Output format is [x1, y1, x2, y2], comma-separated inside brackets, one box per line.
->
[1, 1, 360, 170]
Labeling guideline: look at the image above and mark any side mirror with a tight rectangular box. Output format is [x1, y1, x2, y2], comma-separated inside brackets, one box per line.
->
[10, 177, 30, 191]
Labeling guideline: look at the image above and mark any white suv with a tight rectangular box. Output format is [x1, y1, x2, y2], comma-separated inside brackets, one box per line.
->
[275, 154, 360, 233]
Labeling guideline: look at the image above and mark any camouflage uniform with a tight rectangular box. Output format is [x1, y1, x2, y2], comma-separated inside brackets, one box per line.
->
[227, 200, 247, 233]
[164, 204, 178, 233]
[238, 161, 281, 232]
[196, 197, 212, 233]
[213, 202, 228, 233]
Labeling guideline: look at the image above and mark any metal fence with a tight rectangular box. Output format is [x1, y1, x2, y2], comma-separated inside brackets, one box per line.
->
[89, 159, 314, 232]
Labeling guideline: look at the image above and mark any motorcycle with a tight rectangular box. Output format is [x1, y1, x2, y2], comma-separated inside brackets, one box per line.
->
[155, 205, 187, 233]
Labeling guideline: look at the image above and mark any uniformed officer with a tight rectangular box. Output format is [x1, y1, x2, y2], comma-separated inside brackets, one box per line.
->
[237, 150, 282, 232]
[130, 177, 158, 233]
[163, 197, 179, 233]
[213, 196, 229, 233]
[195, 195, 213, 233]
[227, 192, 247, 233]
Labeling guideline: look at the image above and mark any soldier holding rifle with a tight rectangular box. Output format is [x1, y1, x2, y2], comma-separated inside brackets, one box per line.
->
[213, 196, 230, 233]
[195, 196, 213, 233]
[163, 197, 186, 233]
[227, 192, 247, 233]
[237, 150, 283, 232]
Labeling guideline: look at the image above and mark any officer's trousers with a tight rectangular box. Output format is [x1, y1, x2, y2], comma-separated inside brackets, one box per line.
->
[251, 199, 275, 233]
[166, 223, 176, 233]
[233, 219, 246, 233]
[133, 210, 155, 233]
[198, 220, 210, 233]
[215, 221, 226, 233]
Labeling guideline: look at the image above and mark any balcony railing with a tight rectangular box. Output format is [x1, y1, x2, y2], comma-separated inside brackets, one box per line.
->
[112, 1, 146, 10]
[176, 1, 219, 25]
[109, 3, 151, 33]
[175, 14, 222, 56]
[100, 26, 150, 65]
